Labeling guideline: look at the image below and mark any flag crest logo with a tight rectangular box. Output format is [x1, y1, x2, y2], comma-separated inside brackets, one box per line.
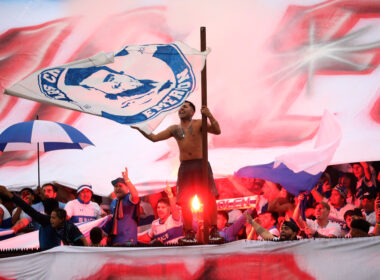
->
[38, 43, 196, 125]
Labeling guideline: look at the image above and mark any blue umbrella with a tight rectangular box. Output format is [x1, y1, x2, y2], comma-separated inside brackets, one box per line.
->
[0, 120, 94, 187]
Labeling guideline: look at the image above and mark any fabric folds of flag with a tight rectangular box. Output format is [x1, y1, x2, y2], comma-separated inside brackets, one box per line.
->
[235, 111, 342, 195]
[4, 42, 208, 134]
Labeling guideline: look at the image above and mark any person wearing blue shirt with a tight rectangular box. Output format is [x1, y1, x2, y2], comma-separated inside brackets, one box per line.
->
[0, 185, 88, 249]
[104, 168, 140, 245]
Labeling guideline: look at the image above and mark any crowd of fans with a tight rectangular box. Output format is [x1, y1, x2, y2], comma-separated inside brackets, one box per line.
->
[0, 162, 380, 248]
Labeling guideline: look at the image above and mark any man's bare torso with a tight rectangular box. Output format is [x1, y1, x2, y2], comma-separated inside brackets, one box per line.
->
[170, 119, 203, 162]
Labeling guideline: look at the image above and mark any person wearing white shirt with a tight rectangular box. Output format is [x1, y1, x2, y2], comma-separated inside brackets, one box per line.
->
[65, 184, 104, 223]
[294, 195, 342, 238]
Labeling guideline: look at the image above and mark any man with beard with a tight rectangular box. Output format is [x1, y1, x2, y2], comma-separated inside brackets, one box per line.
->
[133, 101, 223, 244]
[245, 211, 299, 241]
[105, 168, 140, 245]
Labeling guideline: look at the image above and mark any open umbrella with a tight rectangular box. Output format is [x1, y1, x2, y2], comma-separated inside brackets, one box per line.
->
[0, 120, 94, 187]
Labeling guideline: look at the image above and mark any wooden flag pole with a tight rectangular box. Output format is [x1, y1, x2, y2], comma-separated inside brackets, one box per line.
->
[36, 115, 40, 188]
[200, 26, 209, 244]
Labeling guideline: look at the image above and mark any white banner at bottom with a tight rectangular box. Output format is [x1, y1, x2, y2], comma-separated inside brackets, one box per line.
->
[0, 237, 380, 280]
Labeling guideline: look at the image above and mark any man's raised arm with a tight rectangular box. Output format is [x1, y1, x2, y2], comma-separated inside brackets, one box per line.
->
[201, 106, 221, 135]
[244, 211, 275, 241]
[122, 168, 140, 204]
[131, 126, 173, 142]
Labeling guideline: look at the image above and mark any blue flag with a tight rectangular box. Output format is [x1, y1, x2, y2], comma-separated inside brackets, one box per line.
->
[235, 111, 342, 195]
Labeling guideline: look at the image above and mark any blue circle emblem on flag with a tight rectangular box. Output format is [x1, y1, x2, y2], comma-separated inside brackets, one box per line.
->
[37, 43, 196, 124]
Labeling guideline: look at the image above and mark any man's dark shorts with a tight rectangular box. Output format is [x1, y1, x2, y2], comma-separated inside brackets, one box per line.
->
[176, 159, 219, 205]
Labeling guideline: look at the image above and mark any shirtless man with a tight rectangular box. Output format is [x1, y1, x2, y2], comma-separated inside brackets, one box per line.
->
[133, 100, 223, 243]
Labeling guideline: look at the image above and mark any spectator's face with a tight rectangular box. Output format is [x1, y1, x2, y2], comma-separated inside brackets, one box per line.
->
[345, 215, 353, 228]
[217, 214, 228, 230]
[345, 215, 362, 229]
[339, 176, 351, 189]
[114, 182, 128, 199]
[43, 185, 57, 199]
[330, 190, 344, 207]
[21, 190, 34, 205]
[157, 202, 170, 220]
[280, 224, 296, 240]
[362, 198, 375, 212]
[50, 211, 64, 228]
[78, 189, 92, 204]
[315, 204, 329, 220]
[352, 164, 364, 179]
[261, 183, 280, 201]
[259, 213, 275, 229]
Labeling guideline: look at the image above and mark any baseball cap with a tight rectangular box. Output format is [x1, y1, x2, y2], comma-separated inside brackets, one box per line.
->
[111, 177, 125, 187]
[333, 184, 348, 198]
[363, 191, 377, 200]
[77, 184, 93, 194]
[282, 217, 300, 234]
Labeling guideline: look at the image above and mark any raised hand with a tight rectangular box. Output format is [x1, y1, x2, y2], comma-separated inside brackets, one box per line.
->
[122, 167, 130, 183]
[244, 211, 253, 224]
[164, 182, 173, 198]
[0, 185, 13, 198]
[200, 106, 212, 118]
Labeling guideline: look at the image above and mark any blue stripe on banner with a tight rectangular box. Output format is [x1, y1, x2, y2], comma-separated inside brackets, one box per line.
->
[236, 162, 322, 195]
[70, 216, 96, 223]
[0, 228, 15, 241]
[153, 225, 184, 243]
[56, 122, 94, 145]
[0, 121, 34, 143]
[44, 142, 82, 151]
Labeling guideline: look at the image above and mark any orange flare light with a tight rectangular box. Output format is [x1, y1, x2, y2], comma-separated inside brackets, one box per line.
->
[191, 195, 201, 212]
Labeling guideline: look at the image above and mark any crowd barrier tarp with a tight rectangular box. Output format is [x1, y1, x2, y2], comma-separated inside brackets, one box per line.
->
[0, 237, 380, 280]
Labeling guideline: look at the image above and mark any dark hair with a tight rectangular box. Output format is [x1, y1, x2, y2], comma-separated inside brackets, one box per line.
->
[42, 198, 59, 216]
[90, 227, 103, 245]
[184, 100, 195, 112]
[42, 183, 58, 193]
[344, 210, 354, 221]
[20, 188, 35, 196]
[281, 218, 300, 234]
[217, 211, 229, 221]
[352, 208, 364, 218]
[338, 172, 356, 196]
[157, 197, 170, 207]
[317, 201, 330, 212]
[53, 208, 67, 220]
[351, 219, 370, 233]
[344, 208, 364, 221]
[267, 211, 279, 224]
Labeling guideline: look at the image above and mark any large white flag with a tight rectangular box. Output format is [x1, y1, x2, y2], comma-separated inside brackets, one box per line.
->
[5, 42, 208, 133]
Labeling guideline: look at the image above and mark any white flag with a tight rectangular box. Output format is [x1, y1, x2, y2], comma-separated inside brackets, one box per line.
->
[5, 42, 208, 133]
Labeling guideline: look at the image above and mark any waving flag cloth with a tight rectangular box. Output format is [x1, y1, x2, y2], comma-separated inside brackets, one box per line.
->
[4, 42, 208, 133]
[236, 110, 342, 196]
